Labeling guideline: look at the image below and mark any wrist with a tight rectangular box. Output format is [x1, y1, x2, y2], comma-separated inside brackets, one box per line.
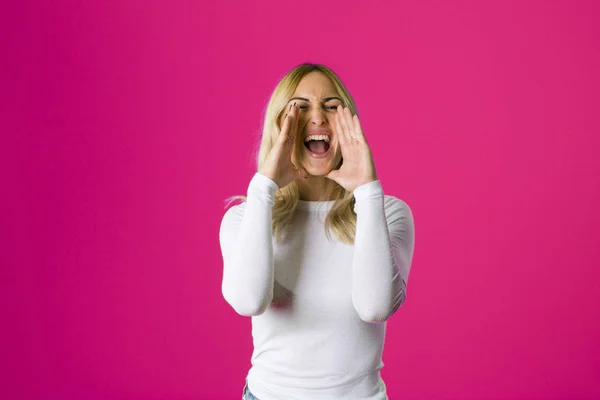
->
[251, 172, 280, 195]
[258, 170, 279, 187]
[353, 176, 378, 191]
[353, 179, 382, 197]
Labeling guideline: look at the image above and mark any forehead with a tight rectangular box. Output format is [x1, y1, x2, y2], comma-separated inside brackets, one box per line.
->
[292, 72, 338, 98]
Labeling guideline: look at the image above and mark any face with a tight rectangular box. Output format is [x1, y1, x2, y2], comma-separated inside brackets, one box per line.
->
[280, 72, 344, 176]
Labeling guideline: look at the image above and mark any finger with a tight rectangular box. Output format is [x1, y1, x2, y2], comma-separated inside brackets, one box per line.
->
[290, 102, 300, 142]
[343, 107, 356, 140]
[276, 111, 291, 145]
[336, 106, 348, 145]
[339, 106, 353, 142]
[337, 105, 349, 138]
[352, 114, 366, 143]
[278, 103, 297, 146]
[284, 102, 299, 148]
[324, 169, 339, 182]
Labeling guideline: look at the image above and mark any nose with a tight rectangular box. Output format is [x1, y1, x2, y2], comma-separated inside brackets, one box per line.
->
[309, 107, 325, 126]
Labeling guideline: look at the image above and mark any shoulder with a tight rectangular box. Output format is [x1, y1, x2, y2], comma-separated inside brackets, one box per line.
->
[383, 195, 414, 225]
[222, 200, 246, 219]
[220, 201, 247, 231]
[383, 195, 412, 214]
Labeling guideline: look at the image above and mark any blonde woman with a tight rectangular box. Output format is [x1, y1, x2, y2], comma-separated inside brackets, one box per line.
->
[219, 63, 415, 400]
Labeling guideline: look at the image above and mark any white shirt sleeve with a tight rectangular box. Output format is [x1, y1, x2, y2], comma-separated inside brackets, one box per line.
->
[351, 180, 416, 322]
[219, 172, 279, 316]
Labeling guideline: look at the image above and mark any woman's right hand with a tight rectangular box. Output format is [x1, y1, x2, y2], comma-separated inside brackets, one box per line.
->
[258, 103, 308, 188]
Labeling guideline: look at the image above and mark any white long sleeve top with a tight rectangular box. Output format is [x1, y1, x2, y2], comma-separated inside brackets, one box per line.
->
[219, 172, 415, 400]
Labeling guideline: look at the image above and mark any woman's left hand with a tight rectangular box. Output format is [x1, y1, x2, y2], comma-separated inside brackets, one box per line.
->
[325, 106, 377, 192]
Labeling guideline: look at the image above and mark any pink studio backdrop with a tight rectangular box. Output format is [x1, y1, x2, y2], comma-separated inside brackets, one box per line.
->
[2, 1, 599, 399]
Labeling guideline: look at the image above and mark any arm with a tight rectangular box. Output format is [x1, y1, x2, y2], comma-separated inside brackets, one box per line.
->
[351, 180, 415, 322]
[219, 172, 279, 316]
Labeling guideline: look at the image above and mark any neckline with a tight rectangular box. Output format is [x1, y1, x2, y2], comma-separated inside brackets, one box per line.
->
[296, 199, 336, 212]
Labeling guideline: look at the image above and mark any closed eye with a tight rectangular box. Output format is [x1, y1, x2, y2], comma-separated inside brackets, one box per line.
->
[296, 103, 342, 111]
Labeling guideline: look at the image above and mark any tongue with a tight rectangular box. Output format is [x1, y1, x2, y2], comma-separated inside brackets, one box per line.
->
[306, 140, 329, 154]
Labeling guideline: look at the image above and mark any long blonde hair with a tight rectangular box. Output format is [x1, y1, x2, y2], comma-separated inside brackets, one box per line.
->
[238, 63, 359, 244]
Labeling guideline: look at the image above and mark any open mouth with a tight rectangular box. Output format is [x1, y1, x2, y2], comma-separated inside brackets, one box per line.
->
[304, 134, 331, 158]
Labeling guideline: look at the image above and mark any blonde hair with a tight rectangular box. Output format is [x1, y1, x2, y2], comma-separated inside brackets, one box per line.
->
[234, 63, 359, 244]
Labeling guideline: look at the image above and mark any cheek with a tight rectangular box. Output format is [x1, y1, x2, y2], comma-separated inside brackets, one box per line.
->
[298, 113, 311, 127]
[327, 115, 338, 129]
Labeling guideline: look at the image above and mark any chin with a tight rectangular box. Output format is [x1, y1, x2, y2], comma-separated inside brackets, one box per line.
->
[303, 162, 336, 177]
[306, 170, 328, 177]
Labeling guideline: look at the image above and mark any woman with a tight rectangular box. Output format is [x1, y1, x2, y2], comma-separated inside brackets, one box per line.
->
[219, 63, 415, 400]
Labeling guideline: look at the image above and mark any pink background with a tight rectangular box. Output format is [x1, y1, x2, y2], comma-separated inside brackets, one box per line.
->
[2, 1, 599, 399]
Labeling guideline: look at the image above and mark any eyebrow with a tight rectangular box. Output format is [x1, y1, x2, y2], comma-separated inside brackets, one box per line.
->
[288, 96, 343, 103]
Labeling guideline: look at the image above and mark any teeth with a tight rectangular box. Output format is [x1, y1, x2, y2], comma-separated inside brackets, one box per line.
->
[304, 135, 330, 143]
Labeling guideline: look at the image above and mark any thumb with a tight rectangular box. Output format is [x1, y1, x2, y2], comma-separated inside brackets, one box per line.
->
[324, 169, 339, 182]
